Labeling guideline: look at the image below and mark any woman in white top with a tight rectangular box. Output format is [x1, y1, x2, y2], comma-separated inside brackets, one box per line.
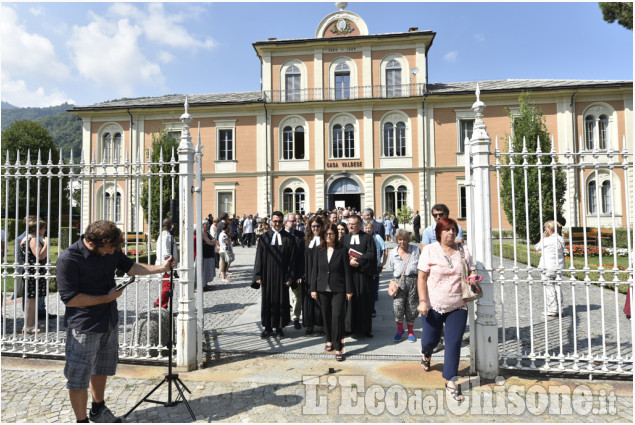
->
[534, 220, 565, 317]
[219, 224, 233, 282]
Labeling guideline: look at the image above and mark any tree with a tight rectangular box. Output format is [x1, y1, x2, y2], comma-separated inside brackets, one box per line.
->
[599, 2, 633, 30]
[500, 93, 567, 243]
[1, 120, 70, 221]
[396, 205, 414, 228]
[140, 130, 180, 239]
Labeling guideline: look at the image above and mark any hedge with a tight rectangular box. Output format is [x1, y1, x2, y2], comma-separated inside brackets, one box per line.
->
[2, 218, 79, 241]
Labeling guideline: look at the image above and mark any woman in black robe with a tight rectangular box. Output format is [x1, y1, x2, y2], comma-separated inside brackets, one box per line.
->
[303, 216, 324, 334]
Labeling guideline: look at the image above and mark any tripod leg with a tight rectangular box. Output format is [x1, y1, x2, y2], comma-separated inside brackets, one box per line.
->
[172, 379, 196, 420]
[124, 377, 167, 418]
[175, 376, 192, 394]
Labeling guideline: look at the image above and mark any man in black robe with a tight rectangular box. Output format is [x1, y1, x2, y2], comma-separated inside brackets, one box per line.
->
[253, 211, 296, 339]
[341, 214, 377, 337]
[284, 212, 305, 330]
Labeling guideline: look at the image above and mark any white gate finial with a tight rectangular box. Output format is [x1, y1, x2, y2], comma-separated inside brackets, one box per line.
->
[336, 2, 348, 10]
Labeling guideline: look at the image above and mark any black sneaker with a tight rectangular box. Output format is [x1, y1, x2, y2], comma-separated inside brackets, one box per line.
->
[260, 329, 273, 339]
[293, 319, 301, 329]
[276, 328, 285, 339]
[88, 405, 123, 423]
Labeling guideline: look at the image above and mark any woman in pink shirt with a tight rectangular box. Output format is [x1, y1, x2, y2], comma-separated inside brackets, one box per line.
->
[417, 218, 476, 402]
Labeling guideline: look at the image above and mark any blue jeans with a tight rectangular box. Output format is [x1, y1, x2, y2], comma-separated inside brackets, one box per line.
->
[420, 308, 467, 380]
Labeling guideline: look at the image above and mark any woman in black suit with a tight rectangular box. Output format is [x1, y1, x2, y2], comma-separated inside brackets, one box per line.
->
[311, 223, 353, 361]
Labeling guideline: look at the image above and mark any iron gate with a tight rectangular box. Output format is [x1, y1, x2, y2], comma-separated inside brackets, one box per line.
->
[464, 93, 633, 377]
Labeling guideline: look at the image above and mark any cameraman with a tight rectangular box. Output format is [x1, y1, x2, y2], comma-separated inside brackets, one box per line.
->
[56, 220, 174, 423]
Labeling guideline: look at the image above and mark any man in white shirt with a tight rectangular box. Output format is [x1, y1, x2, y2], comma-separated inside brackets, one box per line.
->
[242, 214, 254, 247]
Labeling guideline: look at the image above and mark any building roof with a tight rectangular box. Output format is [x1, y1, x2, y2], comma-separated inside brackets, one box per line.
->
[71, 91, 263, 111]
[427, 79, 633, 95]
[70, 79, 632, 112]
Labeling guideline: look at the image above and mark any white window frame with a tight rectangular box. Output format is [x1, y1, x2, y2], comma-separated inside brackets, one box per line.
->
[279, 178, 308, 215]
[582, 103, 617, 152]
[215, 120, 237, 161]
[379, 54, 408, 98]
[380, 111, 411, 158]
[585, 170, 621, 216]
[98, 123, 125, 164]
[328, 114, 359, 160]
[279, 116, 309, 162]
[280, 60, 307, 102]
[381, 175, 414, 216]
[328, 57, 358, 100]
[214, 181, 237, 217]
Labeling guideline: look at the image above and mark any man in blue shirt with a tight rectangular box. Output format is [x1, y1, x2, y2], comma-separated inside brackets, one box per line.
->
[420, 204, 464, 248]
[57, 220, 174, 423]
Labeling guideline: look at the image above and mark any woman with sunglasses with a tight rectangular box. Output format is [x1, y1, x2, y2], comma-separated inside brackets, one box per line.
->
[311, 223, 353, 361]
[303, 216, 325, 335]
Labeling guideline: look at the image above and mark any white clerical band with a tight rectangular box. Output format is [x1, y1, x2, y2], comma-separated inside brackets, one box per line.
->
[351, 234, 360, 245]
[309, 236, 320, 248]
[271, 231, 282, 246]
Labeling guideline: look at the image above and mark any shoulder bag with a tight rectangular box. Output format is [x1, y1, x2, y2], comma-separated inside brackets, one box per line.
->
[388, 252, 411, 298]
[458, 243, 482, 302]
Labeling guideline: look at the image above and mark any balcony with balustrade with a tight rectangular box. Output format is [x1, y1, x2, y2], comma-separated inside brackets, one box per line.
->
[262, 83, 426, 103]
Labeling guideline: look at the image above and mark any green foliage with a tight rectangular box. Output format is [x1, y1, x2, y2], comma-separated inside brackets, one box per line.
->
[500, 93, 567, 244]
[599, 2, 633, 30]
[1, 121, 71, 220]
[1, 103, 81, 159]
[396, 205, 414, 227]
[37, 113, 82, 159]
[140, 130, 180, 239]
[1, 103, 74, 129]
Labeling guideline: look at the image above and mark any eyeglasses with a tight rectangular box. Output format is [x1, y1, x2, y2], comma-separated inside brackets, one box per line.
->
[311, 225, 321, 229]
[325, 233, 335, 237]
[432, 213, 445, 218]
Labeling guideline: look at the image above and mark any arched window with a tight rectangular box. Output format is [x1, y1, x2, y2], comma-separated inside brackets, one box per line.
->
[385, 185, 395, 214]
[113, 133, 121, 163]
[599, 115, 609, 150]
[283, 188, 294, 212]
[104, 192, 112, 219]
[294, 126, 305, 159]
[383, 122, 407, 157]
[585, 115, 595, 150]
[334, 62, 350, 99]
[332, 124, 343, 158]
[383, 123, 394, 156]
[285, 64, 301, 102]
[344, 124, 355, 158]
[282, 187, 306, 214]
[103, 133, 111, 162]
[283, 127, 293, 160]
[295, 188, 305, 214]
[588, 180, 597, 214]
[396, 185, 407, 211]
[386, 59, 401, 97]
[601, 180, 612, 214]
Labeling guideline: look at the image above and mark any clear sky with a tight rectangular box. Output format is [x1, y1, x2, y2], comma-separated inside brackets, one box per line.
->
[1, 1, 632, 107]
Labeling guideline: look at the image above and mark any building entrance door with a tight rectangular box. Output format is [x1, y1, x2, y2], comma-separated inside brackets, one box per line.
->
[327, 177, 361, 211]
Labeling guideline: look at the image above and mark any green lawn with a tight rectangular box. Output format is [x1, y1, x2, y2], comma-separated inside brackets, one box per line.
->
[493, 241, 631, 294]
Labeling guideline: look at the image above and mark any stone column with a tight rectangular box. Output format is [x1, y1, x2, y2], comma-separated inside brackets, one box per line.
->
[470, 84, 499, 379]
[176, 99, 197, 370]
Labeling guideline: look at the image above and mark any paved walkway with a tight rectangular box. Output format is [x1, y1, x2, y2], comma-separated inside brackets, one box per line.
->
[1, 242, 633, 422]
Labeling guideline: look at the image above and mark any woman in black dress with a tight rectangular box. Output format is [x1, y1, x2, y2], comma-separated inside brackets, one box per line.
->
[311, 223, 353, 361]
[20, 218, 48, 334]
[303, 216, 324, 334]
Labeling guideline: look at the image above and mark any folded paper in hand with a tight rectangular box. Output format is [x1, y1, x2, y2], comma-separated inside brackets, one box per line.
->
[349, 248, 363, 260]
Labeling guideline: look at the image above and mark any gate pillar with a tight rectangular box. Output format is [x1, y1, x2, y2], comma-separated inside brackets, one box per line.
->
[176, 99, 197, 370]
[470, 85, 499, 379]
